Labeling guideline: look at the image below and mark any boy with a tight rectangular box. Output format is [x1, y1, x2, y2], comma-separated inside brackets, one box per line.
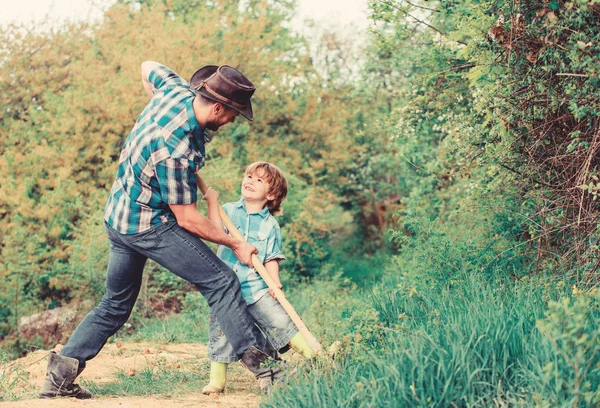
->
[201, 161, 314, 394]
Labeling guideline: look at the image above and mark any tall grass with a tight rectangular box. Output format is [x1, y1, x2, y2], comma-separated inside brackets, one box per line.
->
[263, 272, 599, 407]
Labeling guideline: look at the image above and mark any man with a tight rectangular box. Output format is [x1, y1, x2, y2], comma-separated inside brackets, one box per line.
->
[40, 61, 285, 399]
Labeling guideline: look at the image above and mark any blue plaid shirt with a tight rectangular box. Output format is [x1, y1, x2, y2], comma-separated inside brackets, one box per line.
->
[217, 199, 286, 304]
[104, 65, 210, 234]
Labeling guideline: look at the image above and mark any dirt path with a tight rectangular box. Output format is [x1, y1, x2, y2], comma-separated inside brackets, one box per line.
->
[1, 342, 262, 407]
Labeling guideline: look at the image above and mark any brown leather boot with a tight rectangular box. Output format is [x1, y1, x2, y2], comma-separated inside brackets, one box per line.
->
[39, 352, 92, 399]
[240, 346, 292, 393]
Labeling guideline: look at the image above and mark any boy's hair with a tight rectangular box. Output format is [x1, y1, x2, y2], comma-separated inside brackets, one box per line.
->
[245, 161, 287, 215]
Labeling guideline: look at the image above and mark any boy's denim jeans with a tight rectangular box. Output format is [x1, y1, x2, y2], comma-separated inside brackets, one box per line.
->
[208, 292, 298, 363]
[60, 221, 264, 368]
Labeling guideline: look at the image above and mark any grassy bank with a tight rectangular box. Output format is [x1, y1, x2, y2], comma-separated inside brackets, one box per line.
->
[264, 272, 600, 407]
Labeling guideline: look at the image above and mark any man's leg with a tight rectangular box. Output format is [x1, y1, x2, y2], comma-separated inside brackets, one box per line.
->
[118, 222, 290, 391]
[40, 223, 147, 398]
[60, 225, 147, 365]
[123, 222, 261, 356]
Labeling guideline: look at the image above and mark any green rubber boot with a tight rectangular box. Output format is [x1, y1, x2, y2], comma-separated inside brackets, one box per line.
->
[202, 362, 227, 394]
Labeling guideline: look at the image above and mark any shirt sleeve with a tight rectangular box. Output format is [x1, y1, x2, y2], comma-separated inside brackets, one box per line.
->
[148, 65, 188, 92]
[154, 157, 197, 205]
[264, 223, 286, 263]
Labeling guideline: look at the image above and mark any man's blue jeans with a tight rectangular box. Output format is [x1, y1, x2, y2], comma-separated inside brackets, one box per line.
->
[60, 221, 264, 368]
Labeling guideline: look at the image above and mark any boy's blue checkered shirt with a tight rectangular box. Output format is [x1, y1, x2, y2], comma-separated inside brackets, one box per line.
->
[217, 199, 286, 305]
[104, 65, 210, 234]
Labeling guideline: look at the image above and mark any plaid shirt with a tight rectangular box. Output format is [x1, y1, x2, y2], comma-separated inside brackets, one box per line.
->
[104, 65, 210, 234]
[217, 199, 286, 305]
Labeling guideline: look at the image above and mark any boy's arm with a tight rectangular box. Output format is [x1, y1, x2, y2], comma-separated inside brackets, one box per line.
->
[265, 260, 283, 299]
[202, 187, 223, 228]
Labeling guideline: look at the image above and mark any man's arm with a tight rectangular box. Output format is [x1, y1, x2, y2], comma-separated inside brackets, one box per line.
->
[170, 203, 257, 265]
[141, 61, 162, 98]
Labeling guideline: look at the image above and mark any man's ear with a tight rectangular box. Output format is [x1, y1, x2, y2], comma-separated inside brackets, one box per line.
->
[266, 193, 275, 202]
[212, 102, 224, 115]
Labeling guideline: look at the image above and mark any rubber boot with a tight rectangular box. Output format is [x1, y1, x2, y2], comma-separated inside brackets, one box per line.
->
[202, 362, 227, 395]
[39, 352, 92, 399]
[289, 332, 315, 359]
[240, 346, 291, 393]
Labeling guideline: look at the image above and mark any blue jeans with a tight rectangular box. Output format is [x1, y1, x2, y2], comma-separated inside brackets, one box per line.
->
[208, 292, 298, 363]
[60, 221, 264, 368]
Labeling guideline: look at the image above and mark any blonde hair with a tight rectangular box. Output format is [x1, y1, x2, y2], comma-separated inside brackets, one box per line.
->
[245, 161, 288, 215]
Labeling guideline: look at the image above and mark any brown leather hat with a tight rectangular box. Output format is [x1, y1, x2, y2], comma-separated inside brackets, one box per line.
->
[190, 65, 255, 121]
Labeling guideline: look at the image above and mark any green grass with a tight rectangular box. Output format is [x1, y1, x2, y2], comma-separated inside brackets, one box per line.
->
[85, 363, 210, 397]
[122, 313, 209, 344]
[84, 354, 259, 397]
[121, 292, 210, 344]
[0, 347, 35, 401]
[262, 273, 599, 407]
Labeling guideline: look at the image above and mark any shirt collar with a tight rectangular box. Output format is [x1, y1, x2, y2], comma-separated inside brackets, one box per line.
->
[235, 198, 270, 219]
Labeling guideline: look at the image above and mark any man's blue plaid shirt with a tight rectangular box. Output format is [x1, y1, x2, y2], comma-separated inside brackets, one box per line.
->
[217, 199, 286, 304]
[104, 65, 209, 234]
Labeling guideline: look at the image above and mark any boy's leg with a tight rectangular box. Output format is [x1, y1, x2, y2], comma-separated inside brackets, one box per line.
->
[203, 362, 228, 395]
[246, 294, 301, 391]
[204, 310, 270, 394]
[249, 293, 300, 355]
[203, 312, 238, 394]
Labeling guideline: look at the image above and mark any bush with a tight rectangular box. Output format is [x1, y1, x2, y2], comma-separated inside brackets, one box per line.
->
[532, 288, 600, 407]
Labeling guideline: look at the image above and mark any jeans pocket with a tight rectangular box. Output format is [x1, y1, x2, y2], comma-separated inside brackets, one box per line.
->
[126, 227, 161, 251]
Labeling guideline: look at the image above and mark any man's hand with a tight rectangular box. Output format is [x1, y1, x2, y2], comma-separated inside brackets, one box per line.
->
[202, 187, 219, 203]
[231, 240, 258, 266]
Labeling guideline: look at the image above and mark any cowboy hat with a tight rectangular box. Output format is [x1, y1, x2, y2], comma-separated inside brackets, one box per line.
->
[190, 65, 255, 121]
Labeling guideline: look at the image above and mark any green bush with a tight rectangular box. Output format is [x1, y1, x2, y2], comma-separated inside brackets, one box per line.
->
[532, 288, 600, 407]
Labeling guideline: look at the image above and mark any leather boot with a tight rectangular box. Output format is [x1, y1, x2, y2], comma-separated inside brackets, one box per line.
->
[240, 346, 291, 393]
[39, 352, 92, 399]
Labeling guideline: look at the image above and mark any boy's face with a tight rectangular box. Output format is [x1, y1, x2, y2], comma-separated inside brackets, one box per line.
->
[241, 170, 275, 203]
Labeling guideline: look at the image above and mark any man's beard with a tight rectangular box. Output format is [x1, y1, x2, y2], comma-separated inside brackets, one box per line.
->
[204, 121, 220, 131]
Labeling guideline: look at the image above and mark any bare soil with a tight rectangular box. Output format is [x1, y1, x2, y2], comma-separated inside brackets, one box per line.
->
[1, 342, 262, 408]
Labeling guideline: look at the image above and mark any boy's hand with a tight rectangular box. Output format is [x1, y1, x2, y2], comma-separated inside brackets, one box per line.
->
[269, 284, 283, 300]
[202, 187, 219, 202]
[232, 240, 258, 266]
